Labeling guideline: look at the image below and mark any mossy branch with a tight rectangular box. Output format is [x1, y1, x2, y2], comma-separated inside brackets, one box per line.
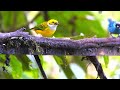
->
[0, 28, 120, 55]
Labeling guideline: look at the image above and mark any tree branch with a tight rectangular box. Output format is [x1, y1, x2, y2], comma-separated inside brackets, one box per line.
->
[86, 56, 107, 79]
[1, 28, 120, 55]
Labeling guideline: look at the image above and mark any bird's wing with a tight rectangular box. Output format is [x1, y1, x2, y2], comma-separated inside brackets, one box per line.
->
[32, 22, 48, 31]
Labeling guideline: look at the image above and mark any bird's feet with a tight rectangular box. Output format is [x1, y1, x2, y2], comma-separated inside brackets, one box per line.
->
[36, 34, 42, 37]
[110, 34, 115, 38]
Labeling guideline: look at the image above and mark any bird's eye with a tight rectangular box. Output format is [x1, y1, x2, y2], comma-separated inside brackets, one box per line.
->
[116, 24, 120, 28]
[52, 22, 54, 23]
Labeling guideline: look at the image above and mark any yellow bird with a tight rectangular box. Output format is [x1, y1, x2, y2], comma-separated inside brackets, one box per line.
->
[29, 19, 59, 79]
[30, 19, 59, 37]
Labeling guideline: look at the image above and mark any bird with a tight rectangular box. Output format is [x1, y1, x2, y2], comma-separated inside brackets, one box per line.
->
[30, 19, 59, 37]
[29, 19, 59, 79]
[108, 18, 120, 37]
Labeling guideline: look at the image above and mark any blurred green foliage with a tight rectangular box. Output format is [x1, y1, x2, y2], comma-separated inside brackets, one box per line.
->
[0, 11, 120, 79]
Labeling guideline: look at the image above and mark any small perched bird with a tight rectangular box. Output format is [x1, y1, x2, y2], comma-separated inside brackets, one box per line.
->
[30, 19, 59, 37]
[30, 19, 59, 79]
[108, 18, 120, 37]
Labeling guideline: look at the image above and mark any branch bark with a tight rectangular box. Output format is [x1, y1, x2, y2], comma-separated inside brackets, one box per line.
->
[86, 56, 107, 79]
[1, 28, 120, 55]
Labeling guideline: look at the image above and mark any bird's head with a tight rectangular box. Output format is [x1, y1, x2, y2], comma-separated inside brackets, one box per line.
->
[108, 18, 120, 31]
[115, 22, 120, 29]
[47, 19, 59, 30]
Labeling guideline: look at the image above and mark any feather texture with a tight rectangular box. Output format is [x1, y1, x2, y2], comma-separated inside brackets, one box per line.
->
[31, 19, 58, 37]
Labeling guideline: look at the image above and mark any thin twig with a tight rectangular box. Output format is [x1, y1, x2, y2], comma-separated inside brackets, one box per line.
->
[86, 56, 107, 79]
[34, 55, 47, 79]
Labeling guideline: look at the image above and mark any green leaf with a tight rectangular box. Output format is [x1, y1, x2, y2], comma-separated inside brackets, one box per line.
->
[1, 11, 27, 32]
[54, 56, 64, 65]
[103, 56, 109, 68]
[15, 55, 31, 71]
[22, 69, 39, 79]
[61, 64, 76, 79]
[9, 55, 23, 79]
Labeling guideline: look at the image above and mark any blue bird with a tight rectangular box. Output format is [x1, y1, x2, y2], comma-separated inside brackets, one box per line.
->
[108, 18, 120, 37]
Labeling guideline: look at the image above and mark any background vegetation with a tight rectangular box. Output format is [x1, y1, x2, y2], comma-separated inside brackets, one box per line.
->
[0, 11, 120, 79]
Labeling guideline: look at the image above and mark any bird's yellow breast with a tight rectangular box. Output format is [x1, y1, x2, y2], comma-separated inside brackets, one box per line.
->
[35, 28, 56, 37]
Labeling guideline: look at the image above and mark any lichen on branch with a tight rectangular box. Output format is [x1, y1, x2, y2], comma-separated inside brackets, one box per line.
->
[0, 27, 120, 55]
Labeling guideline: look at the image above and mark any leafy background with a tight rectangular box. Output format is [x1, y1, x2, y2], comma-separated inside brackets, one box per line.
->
[0, 11, 120, 79]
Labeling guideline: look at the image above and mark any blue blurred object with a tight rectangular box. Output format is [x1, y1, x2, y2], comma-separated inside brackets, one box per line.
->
[108, 18, 120, 37]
